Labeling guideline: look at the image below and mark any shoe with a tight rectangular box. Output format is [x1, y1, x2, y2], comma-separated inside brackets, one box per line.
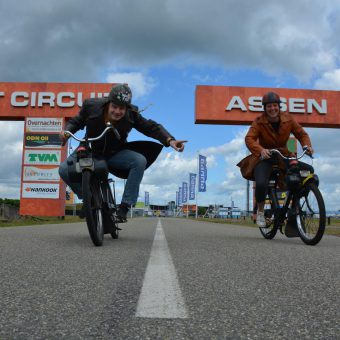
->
[78, 204, 86, 219]
[256, 211, 266, 227]
[117, 203, 129, 223]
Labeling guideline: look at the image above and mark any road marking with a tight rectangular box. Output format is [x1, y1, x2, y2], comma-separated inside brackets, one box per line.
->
[135, 219, 188, 319]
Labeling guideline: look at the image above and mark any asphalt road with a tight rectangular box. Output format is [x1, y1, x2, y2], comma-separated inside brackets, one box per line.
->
[0, 218, 339, 339]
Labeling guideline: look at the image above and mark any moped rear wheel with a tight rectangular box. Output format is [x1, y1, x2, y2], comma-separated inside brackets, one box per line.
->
[102, 180, 119, 239]
[295, 182, 326, 245]
[259, 194, 279, 239]
[82, 170, 104, 246]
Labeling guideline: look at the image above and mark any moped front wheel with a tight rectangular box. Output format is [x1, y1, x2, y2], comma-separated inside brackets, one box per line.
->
[82, 170, 104, 246]
[295, 182, 326, 245]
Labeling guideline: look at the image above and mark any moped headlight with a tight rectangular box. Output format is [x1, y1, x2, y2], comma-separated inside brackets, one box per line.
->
[299, 170, 310, 177]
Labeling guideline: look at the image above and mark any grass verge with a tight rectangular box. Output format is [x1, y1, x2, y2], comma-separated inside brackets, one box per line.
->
[194, 217, 340, 237]
[0, 215, 83, 227]
[1, 215, 339, 237]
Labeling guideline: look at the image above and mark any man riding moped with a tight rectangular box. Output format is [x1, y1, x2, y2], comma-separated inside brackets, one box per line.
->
[59, 83, 187, 222]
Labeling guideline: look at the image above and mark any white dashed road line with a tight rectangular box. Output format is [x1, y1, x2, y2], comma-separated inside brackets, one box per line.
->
[135, 219, 188, 319]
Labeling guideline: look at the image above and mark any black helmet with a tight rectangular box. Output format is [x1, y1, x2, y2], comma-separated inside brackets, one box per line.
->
[108, 84, 132, 107]
[262, 92, 281, 106]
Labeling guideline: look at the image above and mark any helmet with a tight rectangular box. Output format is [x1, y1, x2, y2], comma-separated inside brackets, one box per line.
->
[262, 92, 281, 106]
[108, 84, 132, 107]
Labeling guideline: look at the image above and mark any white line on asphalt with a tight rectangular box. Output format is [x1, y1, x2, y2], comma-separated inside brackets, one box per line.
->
[135, 219, 188, 319]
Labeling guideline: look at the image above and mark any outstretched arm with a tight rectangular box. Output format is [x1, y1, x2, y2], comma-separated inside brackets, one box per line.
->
[169, 139, 187, 152]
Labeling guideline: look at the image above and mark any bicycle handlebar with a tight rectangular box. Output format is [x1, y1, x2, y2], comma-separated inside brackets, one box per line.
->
[269, 148, 312, 160]
[64, 123, 121, 142]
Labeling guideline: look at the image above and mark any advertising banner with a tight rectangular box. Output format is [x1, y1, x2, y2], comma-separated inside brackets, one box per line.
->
[20, 117, 67, 216]
[25, 117, 63, 133]
[145, 191, 149, 206]
[178, 187, 182, 206]
[24, 150, 61, 165]
[182, 182, 188, 203]
[198, 155, 207, 192]
[0, 82, 114, 120]
[21, 183, 60, 199]
[23, 165, 60, 182]
[189, 173, 196, 200]
[25, 133, 63, 148]
[195, 85, 340, 127]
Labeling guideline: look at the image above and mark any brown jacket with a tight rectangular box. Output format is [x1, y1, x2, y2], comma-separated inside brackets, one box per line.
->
[237, 112, 312, 180]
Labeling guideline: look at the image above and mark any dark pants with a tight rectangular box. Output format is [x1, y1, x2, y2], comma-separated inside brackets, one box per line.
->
[59, 149, 147, 206]
[254, 159, 314, 203]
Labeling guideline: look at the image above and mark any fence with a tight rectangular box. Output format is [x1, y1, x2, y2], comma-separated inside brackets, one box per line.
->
[0, 203, 19, 221]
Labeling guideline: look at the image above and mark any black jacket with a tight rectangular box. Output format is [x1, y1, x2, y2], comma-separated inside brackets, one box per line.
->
[65, 98, 175, 157]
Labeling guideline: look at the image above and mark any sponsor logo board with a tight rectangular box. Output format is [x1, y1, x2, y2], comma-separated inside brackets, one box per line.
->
[25, 133, 62, 148]
[23, 166, 60, 181]
[24, 150, 61, 165]
[22, 183, 60, 199]
[25, 117, 63, 132]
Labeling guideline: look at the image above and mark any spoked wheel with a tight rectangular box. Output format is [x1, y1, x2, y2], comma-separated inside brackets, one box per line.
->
[82, 170, 104, 246]
[110, 215, 119, 239]
[259, 195, 279, 239]
[295, 182, 326, 245]
[101, 207, 119, 239]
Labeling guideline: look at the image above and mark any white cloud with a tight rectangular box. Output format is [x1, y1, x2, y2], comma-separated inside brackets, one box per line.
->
[136, 128, 340, 211]
[143, 152, 197, 185]
[0, 122, 24, 198]
[314, 69, 340, 90]
[106, 72, 156, 99]
[1, 0, 339, 82]
[0, 122, 339, 211]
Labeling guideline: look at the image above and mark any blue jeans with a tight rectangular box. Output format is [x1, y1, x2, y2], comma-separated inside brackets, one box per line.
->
[59, 149, 147, 206]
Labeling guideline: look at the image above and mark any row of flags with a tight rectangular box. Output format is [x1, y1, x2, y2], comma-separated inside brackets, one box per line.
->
[176, 154, 207, 206]
[143, 154, 207, 207]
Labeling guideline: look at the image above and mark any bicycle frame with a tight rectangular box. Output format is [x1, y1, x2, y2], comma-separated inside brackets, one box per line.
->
[260, 148, 325, 245]
[64, 124, 120, 245]
[268, 184, 294, 230]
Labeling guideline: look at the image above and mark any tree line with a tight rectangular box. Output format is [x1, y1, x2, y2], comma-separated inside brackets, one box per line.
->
[0, 198, 20, 208]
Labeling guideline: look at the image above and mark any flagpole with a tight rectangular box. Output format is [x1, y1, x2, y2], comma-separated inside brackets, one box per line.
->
[195, 151, 199, 219]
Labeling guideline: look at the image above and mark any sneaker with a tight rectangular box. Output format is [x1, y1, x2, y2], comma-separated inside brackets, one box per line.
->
[117, 203, 129, 223]
[256, 211, 266, 227]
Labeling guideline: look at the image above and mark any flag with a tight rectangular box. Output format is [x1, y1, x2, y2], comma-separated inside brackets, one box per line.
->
[189, 173, 196, 200]
[182, 182, 188, 203]
[198, 154, 207, 192]
[144, 191, 149, 206]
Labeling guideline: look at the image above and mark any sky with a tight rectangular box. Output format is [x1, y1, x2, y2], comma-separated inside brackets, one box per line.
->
[1, 0, 340, 212]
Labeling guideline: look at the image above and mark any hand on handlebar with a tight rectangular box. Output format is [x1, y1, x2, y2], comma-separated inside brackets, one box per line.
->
[59, 131, 70, 146]
[260, 149, 272, 160]
[303, 145, 314, 157]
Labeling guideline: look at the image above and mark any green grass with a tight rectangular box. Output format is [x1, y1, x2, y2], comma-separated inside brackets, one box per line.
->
[1, 215, 339, 237]
[193, 216, 340, 236]
[0, 215, 83, 227]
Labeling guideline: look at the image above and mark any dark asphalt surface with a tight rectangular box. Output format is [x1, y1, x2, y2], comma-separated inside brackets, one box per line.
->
[0, 217, 339, 339]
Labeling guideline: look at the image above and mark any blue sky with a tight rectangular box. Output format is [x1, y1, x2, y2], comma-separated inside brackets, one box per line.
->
[1, 0, 340, 211]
